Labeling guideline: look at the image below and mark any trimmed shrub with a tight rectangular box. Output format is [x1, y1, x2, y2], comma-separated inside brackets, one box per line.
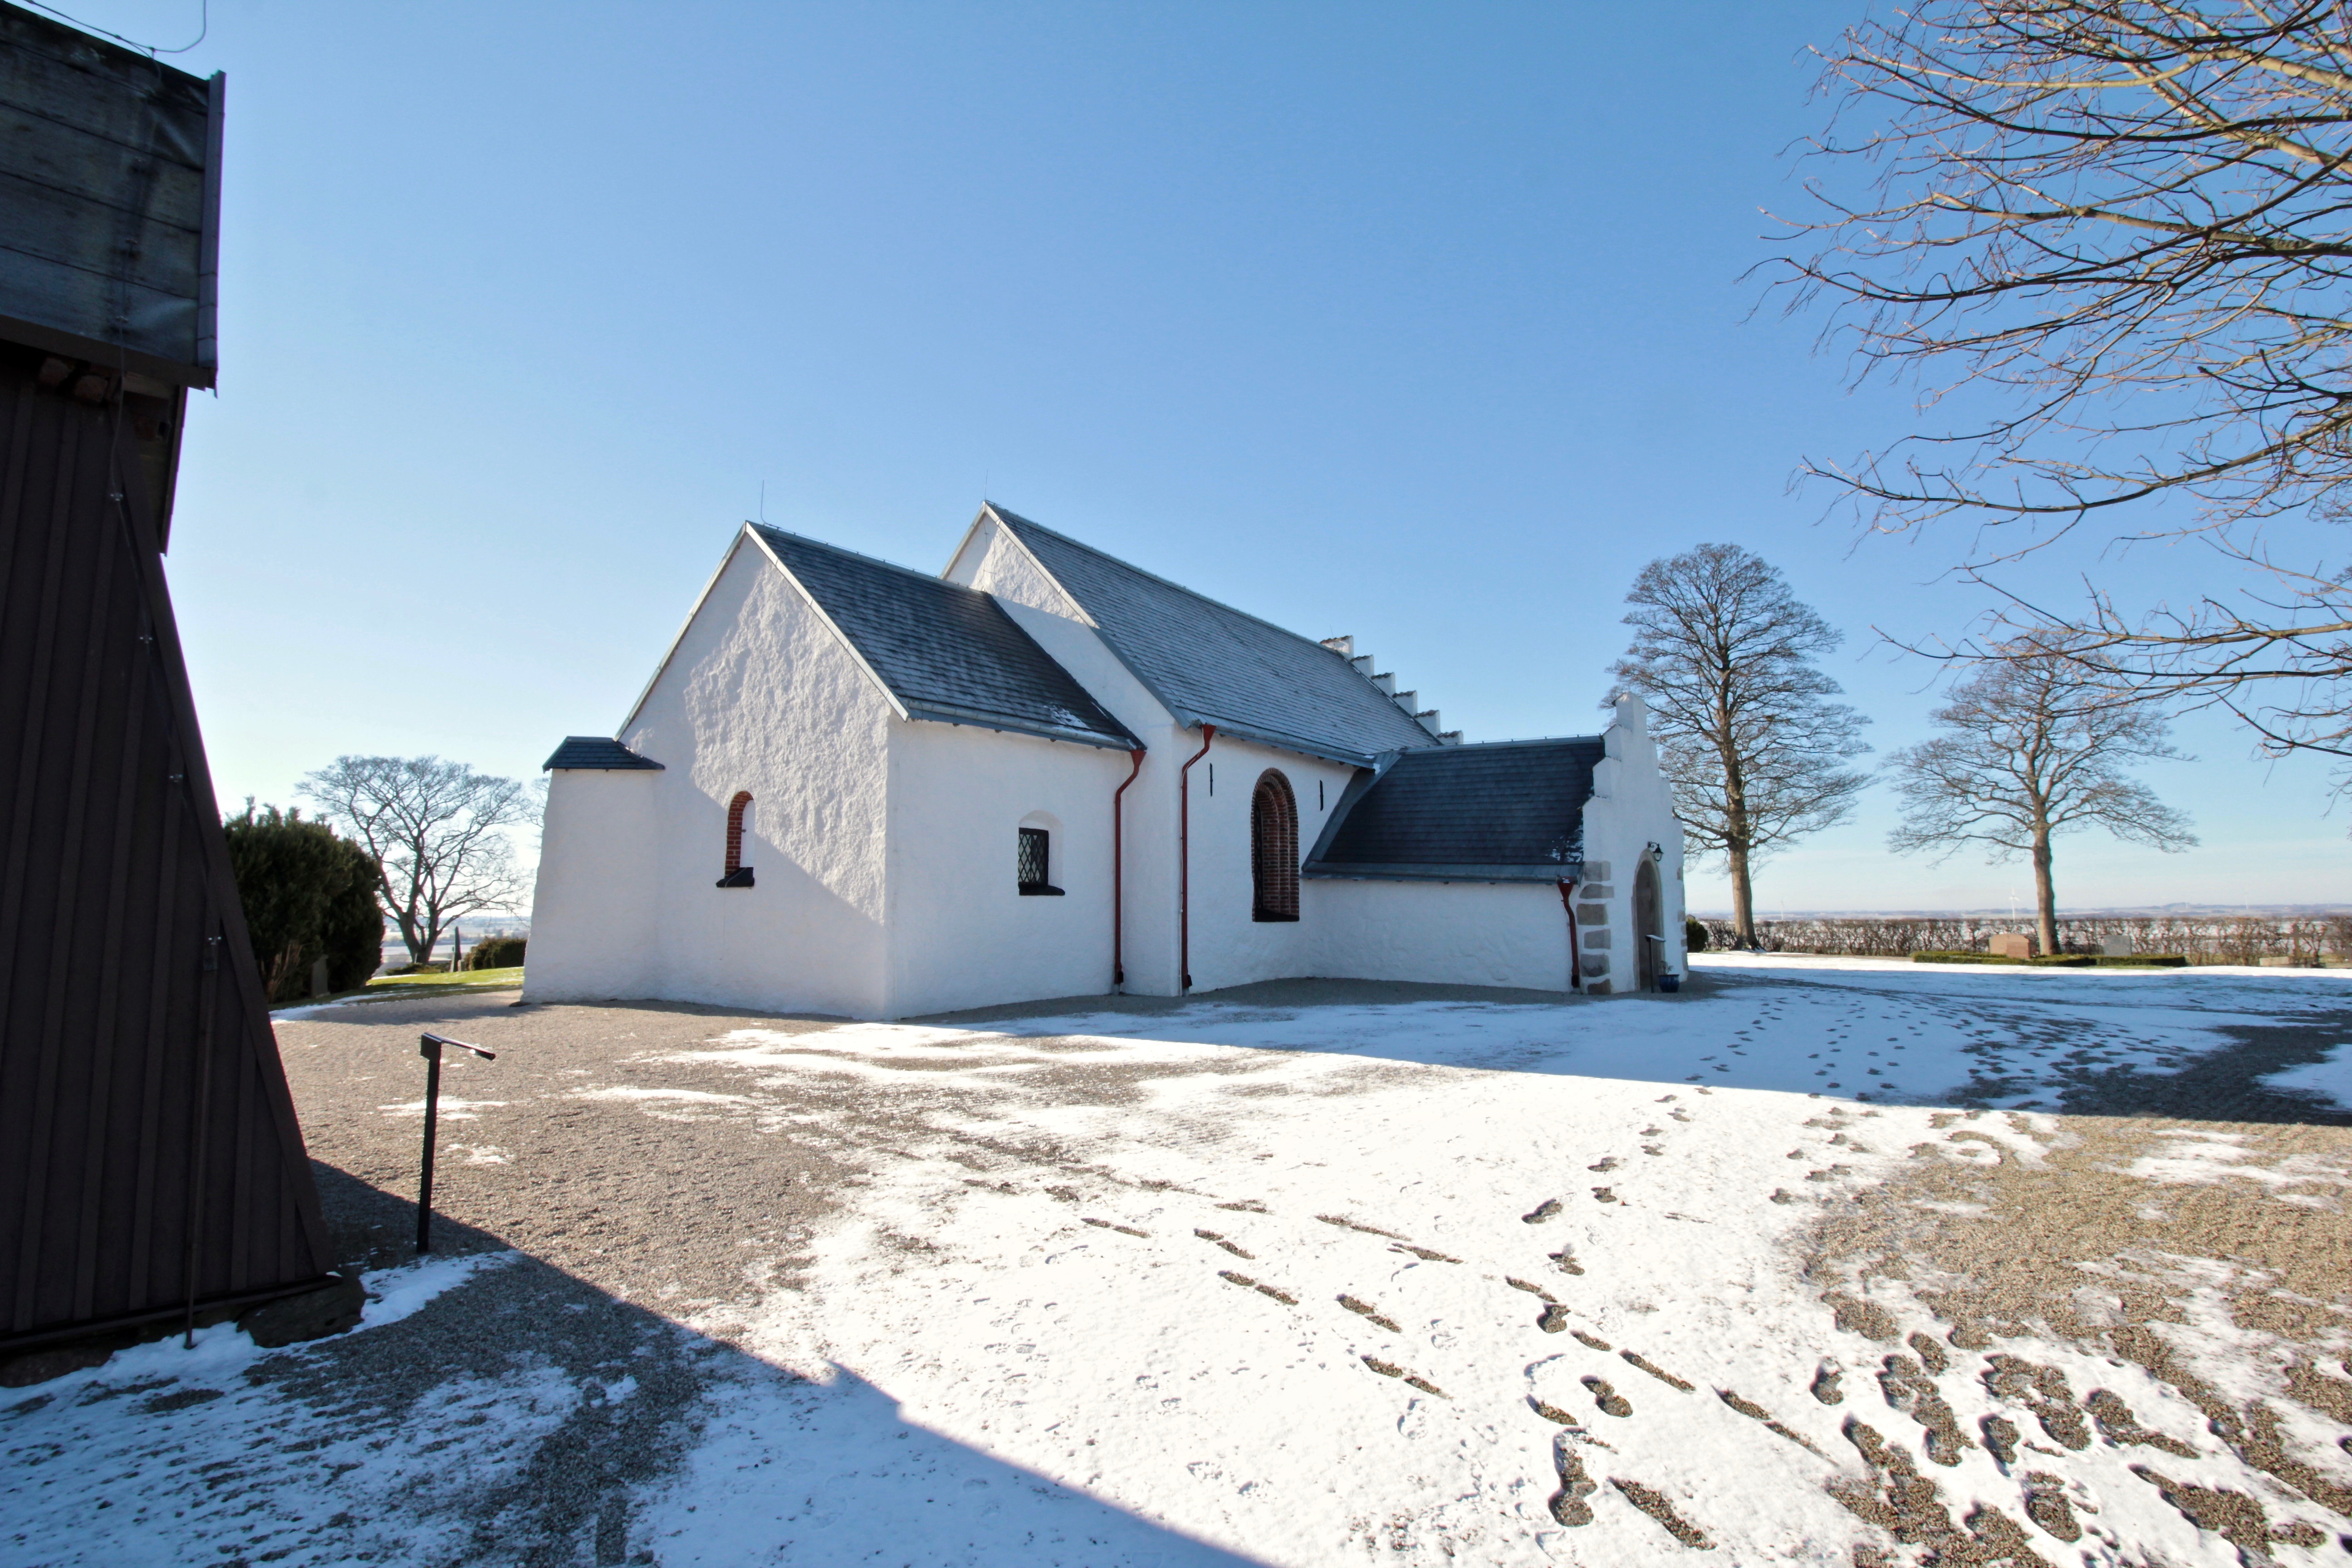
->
[462, 935, 526, 971]
[223, 804, 385, 1002]
[1684, 916, 1710, 953]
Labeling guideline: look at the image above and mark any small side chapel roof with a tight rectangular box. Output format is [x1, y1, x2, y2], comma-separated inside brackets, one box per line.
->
[982, 505, 1441, 765]
[1305, 736, 1605, 883]
[753, 525, 1139, 751]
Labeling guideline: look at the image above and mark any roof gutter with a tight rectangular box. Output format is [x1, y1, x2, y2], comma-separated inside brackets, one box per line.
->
[1164, 710, 1389, 770]
[1178, 725, 1215, 991]
[899, 702, 1138, 751]
[1559, 876, 1583, 994]
[1300, 862, 1579, 884]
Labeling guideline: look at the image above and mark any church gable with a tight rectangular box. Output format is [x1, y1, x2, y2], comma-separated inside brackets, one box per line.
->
[749, 525, 1137, 752]
[942, 509, 1091, 623]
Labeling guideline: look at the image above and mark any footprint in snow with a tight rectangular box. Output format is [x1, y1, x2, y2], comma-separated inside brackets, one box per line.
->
[1083, 1217, 1147, 1237]
[1193, 1228, 1253, 1259]
[1539, 1303, 1573, 1334]
[1619, 1350, 1693, 1392]
[1549, 1446, 1599, 1526]
[1521, 1198, 1563, 1224]
[1362, 1356, 1447, 1399]
[1218, 1270, 1296, 1305]
[1582, 1375, 1632, 1417]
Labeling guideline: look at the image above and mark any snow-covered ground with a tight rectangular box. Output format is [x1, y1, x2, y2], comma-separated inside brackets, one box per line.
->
[7, 965, 2349, 1565]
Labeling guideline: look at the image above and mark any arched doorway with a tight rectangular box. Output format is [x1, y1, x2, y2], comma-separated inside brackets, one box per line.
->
[1633, 854, 1663, 991]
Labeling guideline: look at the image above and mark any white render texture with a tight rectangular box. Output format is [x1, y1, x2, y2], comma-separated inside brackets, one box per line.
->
[530, 522, 1691, 1018]
[527, 534, 896, 1019]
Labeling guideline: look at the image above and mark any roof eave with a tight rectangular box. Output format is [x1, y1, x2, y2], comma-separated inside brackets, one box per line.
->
[1178, 715, 1398, 769]
[902, 703, 1141, 753]
[1302, 862, 1582, 884]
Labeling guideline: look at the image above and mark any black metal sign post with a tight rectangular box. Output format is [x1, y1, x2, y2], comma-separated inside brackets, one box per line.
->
[416, 1033, 496, 1255]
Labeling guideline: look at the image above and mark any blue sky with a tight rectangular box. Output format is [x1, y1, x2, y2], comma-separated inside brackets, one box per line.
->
[75, 0, 2349, 911]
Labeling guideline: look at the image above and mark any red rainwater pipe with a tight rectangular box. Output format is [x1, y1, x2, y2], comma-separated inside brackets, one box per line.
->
[1111, 747, 1145, 988]
[1558, 877, 1583, 993]
[1178, 725, 1215, 991]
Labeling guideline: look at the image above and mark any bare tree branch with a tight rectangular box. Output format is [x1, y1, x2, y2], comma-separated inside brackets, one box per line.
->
[1887, 644, 2197, 951]
[299, 755, 529, 965]
[1610, 544, 1872, 946]
[1780, 1, 2352, 766]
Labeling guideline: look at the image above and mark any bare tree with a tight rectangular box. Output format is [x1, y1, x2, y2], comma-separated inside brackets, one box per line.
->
[1783, 1, 2352, 768]
[1888, 647, 2197, 951]
[300, 755, 529, 965]
[1612, 544, 1872, 946]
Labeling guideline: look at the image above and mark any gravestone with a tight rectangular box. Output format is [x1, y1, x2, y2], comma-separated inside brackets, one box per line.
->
[1989, 933, 2036, 960]
[2101, 934, 2134, 957]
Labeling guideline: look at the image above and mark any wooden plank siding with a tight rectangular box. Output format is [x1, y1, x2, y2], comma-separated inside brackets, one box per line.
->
[0, 347, 333, 1348]
[0, 3, 218, 386]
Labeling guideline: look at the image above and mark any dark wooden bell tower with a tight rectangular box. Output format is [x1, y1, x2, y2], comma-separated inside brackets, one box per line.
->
[0, 2, 338, 1361]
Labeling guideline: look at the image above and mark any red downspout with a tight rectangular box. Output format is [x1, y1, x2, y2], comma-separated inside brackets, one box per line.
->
[1112, 748, 1145, 989]
[1178, 725, 1215, 991]
[1558, 877, 1583, 993]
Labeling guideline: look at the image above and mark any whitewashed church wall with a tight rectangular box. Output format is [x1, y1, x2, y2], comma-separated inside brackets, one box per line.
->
[983, 599, 1191, 997]
[1177, 734, 1359, 994]
[525, 769, 660, 1000]
[882, 721, 1132, 1017]
[944, 516, 1088, 622]
[948, 519, 1199, 996]
[1576, 696, 1688, 993]
[1301, 878, 1571, 991]
[531, 538, 896, 1017]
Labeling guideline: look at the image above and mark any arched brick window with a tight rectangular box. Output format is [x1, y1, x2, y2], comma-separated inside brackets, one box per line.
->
[718, 792, 755, 887]
[1251, 771, 1300, 922]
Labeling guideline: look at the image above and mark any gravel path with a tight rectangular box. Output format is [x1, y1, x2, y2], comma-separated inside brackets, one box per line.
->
[3, 972, 2345, 1566]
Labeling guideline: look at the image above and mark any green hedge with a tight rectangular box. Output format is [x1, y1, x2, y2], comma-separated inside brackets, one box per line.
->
[223, 803, 384, 1002]
[461, 935, 526, 970]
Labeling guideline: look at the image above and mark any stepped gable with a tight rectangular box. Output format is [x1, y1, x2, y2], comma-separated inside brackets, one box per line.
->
[984, 505, 1441, 765]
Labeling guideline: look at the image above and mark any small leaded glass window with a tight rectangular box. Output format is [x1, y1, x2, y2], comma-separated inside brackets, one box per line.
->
[1017, 827, 1061, 895]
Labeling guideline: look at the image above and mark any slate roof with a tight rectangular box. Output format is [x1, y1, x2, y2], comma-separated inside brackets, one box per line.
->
[1305, 737, 1605, 882]
[753, 525, 1138, 751]
[544, 736, 664, 770]
[985, 506, 1441, 765]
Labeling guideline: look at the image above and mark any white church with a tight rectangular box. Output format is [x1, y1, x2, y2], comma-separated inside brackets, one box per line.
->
[525, 505, 1686, 1019]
